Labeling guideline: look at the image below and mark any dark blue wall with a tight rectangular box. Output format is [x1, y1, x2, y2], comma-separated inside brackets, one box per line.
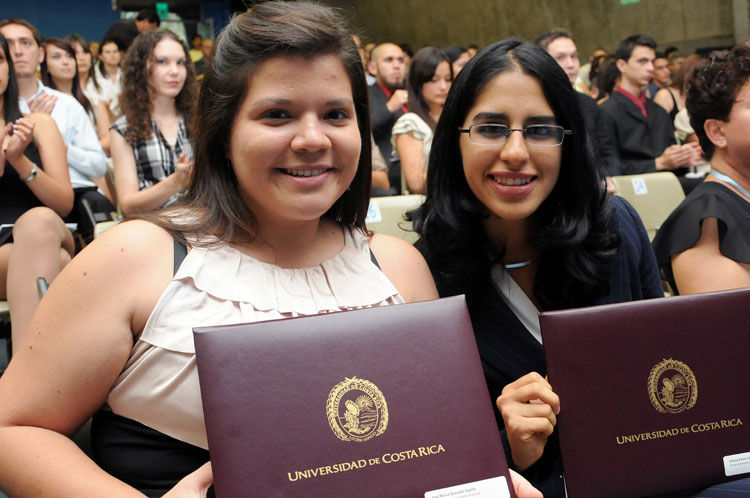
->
[2, 0, 120, 44]
[2, 0, 233, 42]
[202, 0, 231, 36]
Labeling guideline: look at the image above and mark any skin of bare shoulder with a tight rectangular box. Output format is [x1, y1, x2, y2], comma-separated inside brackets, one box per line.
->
[653, 88, 674, 113]
[0, 220, 176, 436]
[671, 217, 750, 294]
[368, 232, 438, 303]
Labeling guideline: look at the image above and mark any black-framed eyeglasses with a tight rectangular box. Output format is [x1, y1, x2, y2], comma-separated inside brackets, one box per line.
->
[458, 124, 573, 146]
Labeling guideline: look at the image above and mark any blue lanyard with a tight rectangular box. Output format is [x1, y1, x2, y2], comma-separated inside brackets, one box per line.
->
[711, 168, 750, 200]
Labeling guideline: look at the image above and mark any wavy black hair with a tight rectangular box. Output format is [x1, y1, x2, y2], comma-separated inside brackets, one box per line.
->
[411, 38, 618, 310]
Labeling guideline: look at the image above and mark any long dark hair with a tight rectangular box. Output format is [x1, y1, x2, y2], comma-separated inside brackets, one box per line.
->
[0, 33, 22, 122]
[406, 46, 452, 130]
[40, 38, 94, 119]
[149, 1, 371, 246]
[412, 38, 617, 309]
[65, 34, 101, 93]
[120, 29, 197, 144]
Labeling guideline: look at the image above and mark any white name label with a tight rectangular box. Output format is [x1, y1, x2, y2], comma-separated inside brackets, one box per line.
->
[425, 476, 510, 498]
[631, 177, 648, 195]
[724, 451, 750, 476]
[365, 201, 382, 223]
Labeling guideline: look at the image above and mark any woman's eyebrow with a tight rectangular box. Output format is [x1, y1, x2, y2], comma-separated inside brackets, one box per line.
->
[471, 112, 508, 122]
[525, 115, 557, 125]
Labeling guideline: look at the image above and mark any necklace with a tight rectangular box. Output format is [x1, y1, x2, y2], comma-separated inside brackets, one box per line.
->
[711, 168, 750, 200]
[504, 259, 534, 269]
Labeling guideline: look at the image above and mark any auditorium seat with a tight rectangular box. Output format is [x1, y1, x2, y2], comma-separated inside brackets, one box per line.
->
[612, 172, 685, 241]
[365, 194, 425, 244]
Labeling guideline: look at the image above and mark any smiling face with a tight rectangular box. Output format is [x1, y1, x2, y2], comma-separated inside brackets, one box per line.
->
[228, 54, 361, 228]
[0, 23, 42, 80]
[45, 43, 76, 82]
[421, 60, 452, 111]
[147, 38, 187, 99]
[460, 70, 561, 224]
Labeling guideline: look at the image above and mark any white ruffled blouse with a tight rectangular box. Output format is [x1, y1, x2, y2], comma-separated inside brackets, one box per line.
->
[105, 227, 404, 449]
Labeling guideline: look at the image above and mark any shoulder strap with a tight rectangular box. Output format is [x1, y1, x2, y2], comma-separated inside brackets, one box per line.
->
[173, 239, 188, 276]
[369, 249, 381, 269]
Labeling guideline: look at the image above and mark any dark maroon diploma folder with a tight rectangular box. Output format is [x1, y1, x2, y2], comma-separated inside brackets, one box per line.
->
[194, 296, 515, 498]
[540, 288, 750, 498]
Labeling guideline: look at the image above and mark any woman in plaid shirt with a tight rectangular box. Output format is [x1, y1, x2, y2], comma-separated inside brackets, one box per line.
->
[110, 29, 197, 216]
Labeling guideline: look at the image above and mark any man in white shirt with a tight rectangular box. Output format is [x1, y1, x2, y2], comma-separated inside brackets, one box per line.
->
[0, 18, 113, 238]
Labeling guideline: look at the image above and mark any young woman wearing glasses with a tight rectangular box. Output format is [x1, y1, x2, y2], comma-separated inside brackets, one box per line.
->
[412, 39, 663, 497]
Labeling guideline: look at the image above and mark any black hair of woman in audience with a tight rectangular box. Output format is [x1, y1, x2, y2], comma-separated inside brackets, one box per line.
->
[110, 29, 198, 216]
[0, 3, 445, 497]
[391, 46, 452, 193]
[653, 43, 750, 295]
[0, 32, 74, 353]
[444, 45, 471, 75]
[411, 38, 664, 497]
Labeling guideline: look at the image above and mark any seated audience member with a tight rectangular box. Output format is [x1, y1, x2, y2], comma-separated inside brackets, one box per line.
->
[89, 40, 100, 59]
[412, 39, 663, 497]
[399, 42, 413, 68]
[593, 55, 620, 104]
[0, 19, 113, 239]
[110, 29, 197, 216]
[644, 51, 670, 98]
[575, 46, 607, 94]
[370, 134, 392, 195]
[653, 44, 750, 295]
[66, 35, 117, 130]
[0, 33, 74, 351]
[189, 35, 203, 63]
[97, 38, 123, 98]
[536, 30, 619, 179]
[0, 3, 443, 495]
[40, 38, 111, 156]
[352, 34, 375, 86]
[101, 7, 160, 52]
[368, 42, 407, 190]
[192, 37, 214, 76]
[599, 34, 701, 192]
[673, 107, 696, 144]
[467, 44, 479, 58]
[444, 45, 471, 75]
[653, 54, 700, 123]
[391, 46, 452, 193]
[668, 51, 686, 80]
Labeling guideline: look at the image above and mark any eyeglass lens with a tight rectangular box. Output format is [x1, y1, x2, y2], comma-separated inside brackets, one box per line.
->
[470, 124, 564, 146]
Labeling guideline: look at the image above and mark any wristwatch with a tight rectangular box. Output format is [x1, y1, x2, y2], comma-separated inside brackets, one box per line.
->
[23, 163, 38, 183]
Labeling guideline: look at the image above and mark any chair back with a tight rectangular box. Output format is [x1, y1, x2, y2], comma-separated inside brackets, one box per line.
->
[365, 195, 425, 244]
[611, 172, 685, 241]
